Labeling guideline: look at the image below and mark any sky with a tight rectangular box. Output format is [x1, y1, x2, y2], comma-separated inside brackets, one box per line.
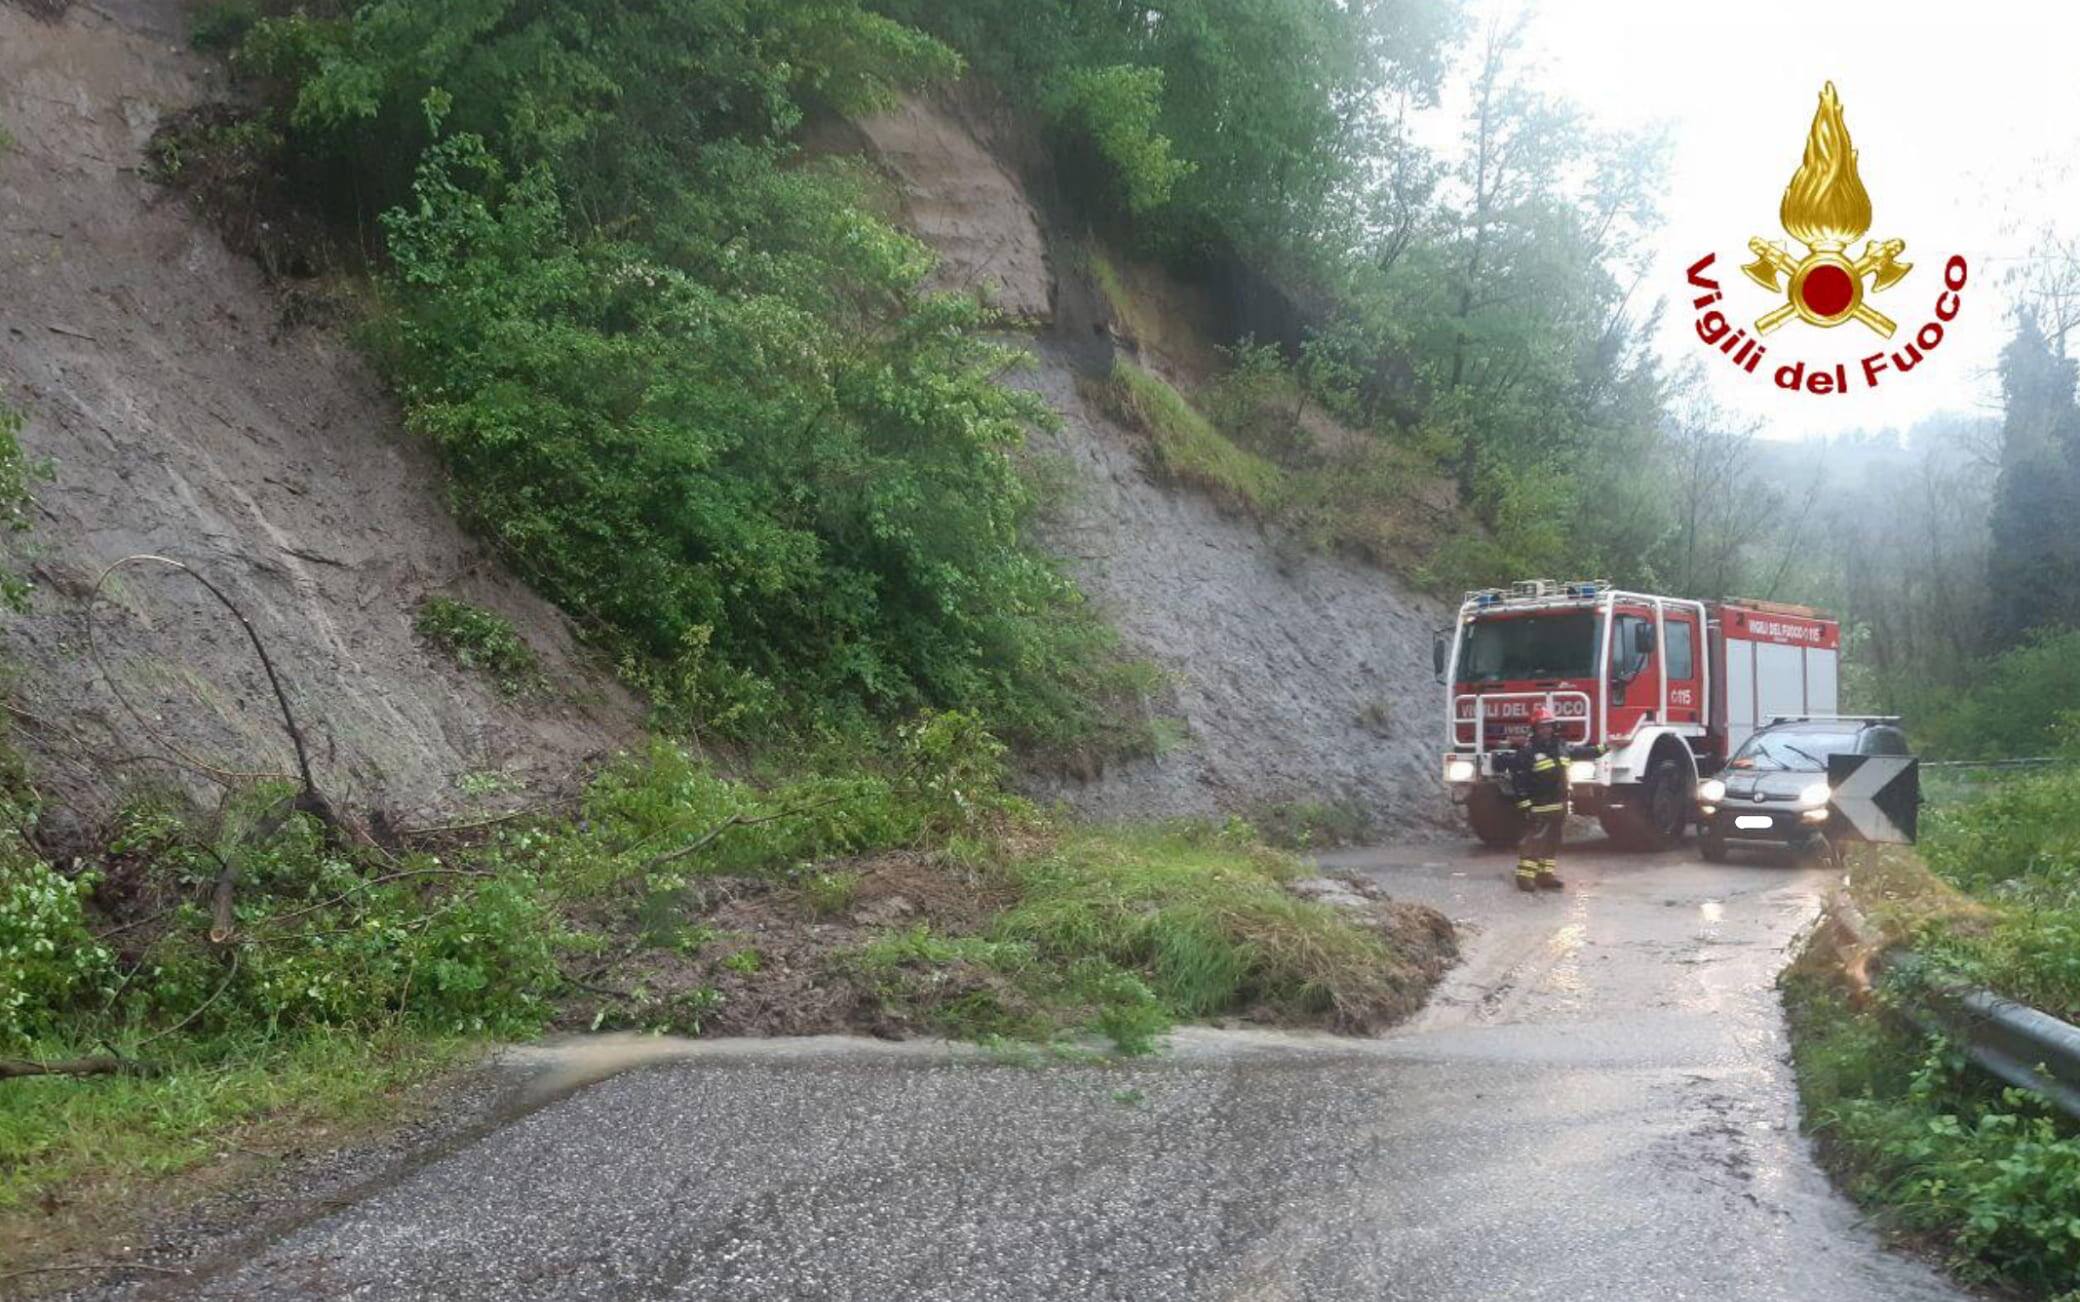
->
[1422, 0, 2080, 441]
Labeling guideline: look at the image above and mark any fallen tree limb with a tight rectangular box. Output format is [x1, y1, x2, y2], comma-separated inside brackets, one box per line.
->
[0, 1055, 160, 1081]
[638, 796, 844, 875]
[0, 1263, 183, 1285]
[252, 866, 496, 930]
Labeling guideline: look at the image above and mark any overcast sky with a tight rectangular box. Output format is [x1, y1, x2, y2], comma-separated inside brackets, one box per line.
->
[1423, 0, 2080, 441]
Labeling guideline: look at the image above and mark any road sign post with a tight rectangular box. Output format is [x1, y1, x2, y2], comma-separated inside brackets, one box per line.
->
[1825, 754, 1920, 844]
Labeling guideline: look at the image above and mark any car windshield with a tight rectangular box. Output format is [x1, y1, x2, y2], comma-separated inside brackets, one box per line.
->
[1731, 730, 1858, 771]
[1458, 612, 1599, 684]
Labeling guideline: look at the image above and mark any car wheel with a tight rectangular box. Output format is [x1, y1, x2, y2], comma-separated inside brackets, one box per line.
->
[1466, 784, 1527, 848]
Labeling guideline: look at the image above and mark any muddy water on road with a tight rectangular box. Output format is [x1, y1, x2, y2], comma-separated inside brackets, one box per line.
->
[101, 840, 1962, 1302]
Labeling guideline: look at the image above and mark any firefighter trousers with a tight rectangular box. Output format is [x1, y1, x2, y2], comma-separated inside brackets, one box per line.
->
[1516, 804, 1565, 881]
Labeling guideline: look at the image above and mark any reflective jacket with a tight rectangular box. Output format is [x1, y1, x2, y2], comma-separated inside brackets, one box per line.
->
[1503, 734, 1603, 810]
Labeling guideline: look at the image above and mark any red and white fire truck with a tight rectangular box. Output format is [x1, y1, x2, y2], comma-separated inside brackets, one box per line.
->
[1435, 580, 1840, 848]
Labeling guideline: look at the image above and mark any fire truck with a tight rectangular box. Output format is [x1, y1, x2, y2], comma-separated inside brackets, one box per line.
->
[1434, 580, 1840, 848]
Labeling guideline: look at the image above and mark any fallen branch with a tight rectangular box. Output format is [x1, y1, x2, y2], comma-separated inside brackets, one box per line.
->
[0, 1263, 183, 1285]
[559, 971, 634, 1001]
[0, 1055, 160, 1080]
[393, 796, 579, 841]
[134, 951, 240, 1051]
[638, 796, 844, 875]
[252, 866, 496, 930]
[84, 549, 305, 782]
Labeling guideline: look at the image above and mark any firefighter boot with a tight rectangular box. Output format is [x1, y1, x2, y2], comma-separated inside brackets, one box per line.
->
[1515, 859, 1539, 892]
[1535, 859, 1564, 891]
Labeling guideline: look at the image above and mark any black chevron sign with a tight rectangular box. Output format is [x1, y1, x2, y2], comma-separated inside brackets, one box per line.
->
[1825, 754, 1920, 845]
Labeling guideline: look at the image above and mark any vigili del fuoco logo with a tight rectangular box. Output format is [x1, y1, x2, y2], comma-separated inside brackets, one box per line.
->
[1685, 82, 1967, 396]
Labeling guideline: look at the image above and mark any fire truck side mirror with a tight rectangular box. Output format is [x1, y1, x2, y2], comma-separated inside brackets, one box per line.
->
[1431, 630, 1448, 680]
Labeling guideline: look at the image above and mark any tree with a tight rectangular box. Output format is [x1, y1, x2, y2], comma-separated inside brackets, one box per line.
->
[1661, 373, 1772, 598]
[1986, 313, 2080, 648]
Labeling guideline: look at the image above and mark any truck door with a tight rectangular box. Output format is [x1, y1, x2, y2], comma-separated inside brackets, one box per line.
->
[1607, 609, 1659, 739]
[1664, 610, 1702, 727]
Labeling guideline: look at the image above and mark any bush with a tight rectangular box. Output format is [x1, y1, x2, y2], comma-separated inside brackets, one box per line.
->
[0, 815, 115, 1050]
[1054, 66, 1192, 215]
[415, 596, 543, 697]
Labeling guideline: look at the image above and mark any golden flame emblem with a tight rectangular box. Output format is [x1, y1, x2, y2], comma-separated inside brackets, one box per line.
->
[1741, 82, 1911, 336]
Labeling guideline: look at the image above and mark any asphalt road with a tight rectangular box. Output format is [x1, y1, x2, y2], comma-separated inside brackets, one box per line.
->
[123, 839, 1964, 1301]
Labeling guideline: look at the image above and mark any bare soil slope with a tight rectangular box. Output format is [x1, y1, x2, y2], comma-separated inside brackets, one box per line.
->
[0, 0, 640, 831]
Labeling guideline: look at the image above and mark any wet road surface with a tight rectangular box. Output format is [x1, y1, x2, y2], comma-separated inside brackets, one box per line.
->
[125, 839, 1964, 1300]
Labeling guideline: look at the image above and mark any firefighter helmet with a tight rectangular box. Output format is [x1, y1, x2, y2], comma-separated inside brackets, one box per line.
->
[1528, 704, 1557, 726]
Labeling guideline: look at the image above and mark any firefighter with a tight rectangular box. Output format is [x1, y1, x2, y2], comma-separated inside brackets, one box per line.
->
[1504, 706, 1602, 892]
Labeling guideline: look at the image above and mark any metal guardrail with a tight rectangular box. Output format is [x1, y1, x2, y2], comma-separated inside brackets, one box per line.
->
[1919, 756, 2075, 770]
[1830, 892, 2080, 1121]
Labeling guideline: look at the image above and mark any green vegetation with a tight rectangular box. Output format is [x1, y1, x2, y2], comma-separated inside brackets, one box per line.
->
[1247, 799, 1377, 851]
[1891, 631, 2080, 761]
[887, 6, 1669, 589]
[1783, 769, 2080, 1296]
[1, 1031, 472, 1226]
[414, 596, 544, 698]
[0, 402, 50, 612]
[881, 0, 1458, 261]
[1914, 767, 2080, 1019]
[990, 825, 1409, 1029]
[1105, 360, 1283, 514]
[176, 0, 1145, 755]
[1785, 968, 2080, 1297]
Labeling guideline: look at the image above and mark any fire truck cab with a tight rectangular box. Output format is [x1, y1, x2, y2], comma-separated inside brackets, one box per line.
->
[1435, 580, 1839, 849]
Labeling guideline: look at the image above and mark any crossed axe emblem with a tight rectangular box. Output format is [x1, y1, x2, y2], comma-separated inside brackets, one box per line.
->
[1741, 236, 1912, 338]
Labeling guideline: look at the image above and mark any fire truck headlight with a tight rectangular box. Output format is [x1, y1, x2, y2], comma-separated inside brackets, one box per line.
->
[1799, 782, 1832, 809]
[1445, 758, 1476, 784]
[1696, 779, 1726, 804]
[1567, 759, 1597, 784]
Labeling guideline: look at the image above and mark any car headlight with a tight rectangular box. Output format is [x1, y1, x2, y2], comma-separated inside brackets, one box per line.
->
[1445, 758, 1476, 783]
[1799, 782, 1831, 808]
[1567, 759, 1597, 784]
[1696, 779, 1726, 803]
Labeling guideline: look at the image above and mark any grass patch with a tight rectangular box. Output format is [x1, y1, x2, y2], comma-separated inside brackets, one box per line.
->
[1248, 799, 1377, 851]
[1103, 360, 1284, 514]
[414, 596, 545, 698]
[988, 824, 1434, 1031]
[1, 1031, 475, 1269]
[1906, 766, 2080, 1020]
[1087, 247, 1161, 358]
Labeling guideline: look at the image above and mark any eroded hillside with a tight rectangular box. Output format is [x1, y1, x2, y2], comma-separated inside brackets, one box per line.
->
[838, 95, 1455, 836]
[0, 0, 641, 834]
[0, 1, 1452, 841]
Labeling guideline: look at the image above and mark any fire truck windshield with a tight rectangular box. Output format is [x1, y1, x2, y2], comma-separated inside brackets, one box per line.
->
[1459, 612, 1600, 683]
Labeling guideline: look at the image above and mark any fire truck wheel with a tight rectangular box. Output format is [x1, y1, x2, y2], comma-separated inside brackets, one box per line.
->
[1466, 784, 1527, 848]
[1601, 757, 1688, 850]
